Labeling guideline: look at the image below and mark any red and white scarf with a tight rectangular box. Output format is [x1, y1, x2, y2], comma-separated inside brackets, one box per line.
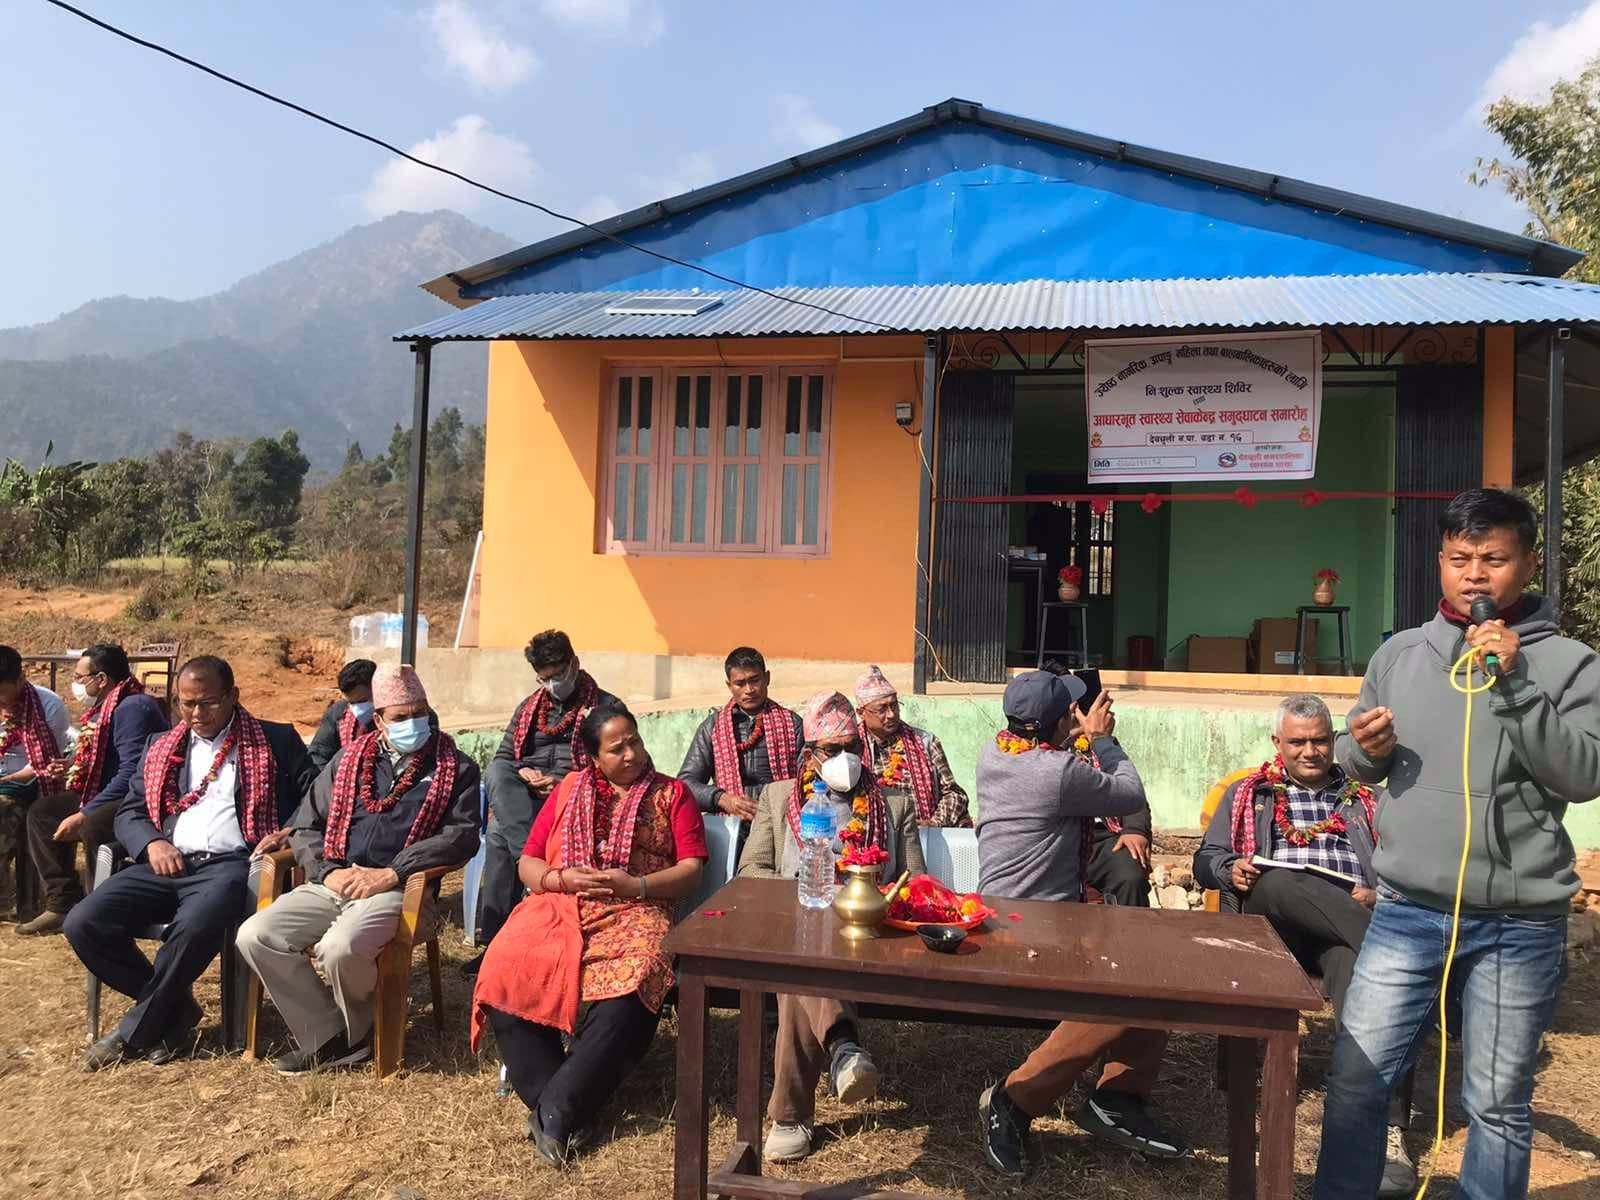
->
[511, 672, 600, 769]
[861, 720, 937, 822]
[142, 709, 278, 846]
[323, 729, 459, 862]
[69, 677, 144, 804]
[784, 769, 888, 850]
[336, 704, 368, 749]
[559, 764, 662, 870]
[711, 700, 799, 794]
[0, 682, 61, 775]
[1228, 756, 1378, 861]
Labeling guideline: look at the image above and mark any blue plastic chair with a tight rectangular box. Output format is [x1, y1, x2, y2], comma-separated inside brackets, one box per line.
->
[460, 782, 489, 945]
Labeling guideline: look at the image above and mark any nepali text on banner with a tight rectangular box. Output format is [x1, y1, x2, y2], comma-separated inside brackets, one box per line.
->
[1084, 332, 1322, 484]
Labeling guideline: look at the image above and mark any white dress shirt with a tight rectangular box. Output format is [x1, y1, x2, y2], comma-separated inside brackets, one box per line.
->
[170, 717, 247, 854]
[0, 685, 71, 778]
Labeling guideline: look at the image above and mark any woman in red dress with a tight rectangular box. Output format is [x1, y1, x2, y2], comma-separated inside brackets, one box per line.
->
[471, 703, 707, 1165]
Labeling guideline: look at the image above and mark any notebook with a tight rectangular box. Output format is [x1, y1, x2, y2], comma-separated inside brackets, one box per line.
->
[1250, 855, 1362, 887]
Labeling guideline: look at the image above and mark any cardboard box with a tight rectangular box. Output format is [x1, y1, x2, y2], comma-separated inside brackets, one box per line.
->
[1187, 635, 1249, 673]
[1251, 617, 1318, 675]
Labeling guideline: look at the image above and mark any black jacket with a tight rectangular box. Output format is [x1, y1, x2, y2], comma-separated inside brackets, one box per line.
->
[115, 718, 316, 862]
[677, 705, 804, 813]
[82, 692, 170, 814]
[306, 699, 369, 773]
[290, 744, 481, 883]
[491, 687, 620, 784]
[1193, 775, 1378, 913]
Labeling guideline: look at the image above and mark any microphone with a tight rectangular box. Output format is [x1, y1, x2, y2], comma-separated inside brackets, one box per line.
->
[1469, 596, 1501, 676]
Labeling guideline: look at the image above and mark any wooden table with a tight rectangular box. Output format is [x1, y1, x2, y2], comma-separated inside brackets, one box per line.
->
[664, 876, 1324, 1200]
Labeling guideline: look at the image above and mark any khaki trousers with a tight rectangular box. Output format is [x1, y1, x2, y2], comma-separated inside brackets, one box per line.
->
[236, 882, 414, 1051]
[770, 994, 855, 1124]
[1004, 1020, 1168, 1118]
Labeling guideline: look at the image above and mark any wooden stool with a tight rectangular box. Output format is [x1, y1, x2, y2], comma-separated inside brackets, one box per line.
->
[1296, 605, 1353, 675]
[1038, 601, 1090, 669]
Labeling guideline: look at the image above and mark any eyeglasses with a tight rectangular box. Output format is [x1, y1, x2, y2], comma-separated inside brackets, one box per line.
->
[814, 741, 864, 760]
[176, 697, 227, 713]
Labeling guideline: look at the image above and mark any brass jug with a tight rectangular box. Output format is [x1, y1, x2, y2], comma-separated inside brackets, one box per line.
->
[833, 864, 888, 940]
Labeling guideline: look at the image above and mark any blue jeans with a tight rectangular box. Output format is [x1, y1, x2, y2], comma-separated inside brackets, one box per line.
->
[1313, 886, 1567, 1200]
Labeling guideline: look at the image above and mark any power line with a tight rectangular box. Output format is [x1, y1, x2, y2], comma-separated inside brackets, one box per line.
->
[40, 0, 896, 332]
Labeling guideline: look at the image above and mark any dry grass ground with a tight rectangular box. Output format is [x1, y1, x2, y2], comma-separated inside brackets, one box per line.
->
[2, 880, 1597, 1200]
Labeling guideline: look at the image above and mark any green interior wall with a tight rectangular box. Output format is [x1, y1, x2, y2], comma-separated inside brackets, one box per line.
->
[1164, 387, 1396, 667]
[452, 707, 1600, 851]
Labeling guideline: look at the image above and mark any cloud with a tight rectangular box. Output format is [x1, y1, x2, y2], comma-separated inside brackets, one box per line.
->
[775, 94, 842, 151]
[643, 151, 716, 199]
[430, 0, 538, 92]
[576, 194, 622, 224]
[541, 0, 664, 41]
[363, 115, 537, 217]
[1472, 2, 1600, 115]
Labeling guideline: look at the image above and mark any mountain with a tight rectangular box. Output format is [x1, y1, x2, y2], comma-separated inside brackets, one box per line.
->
[0, 211, 518, 466]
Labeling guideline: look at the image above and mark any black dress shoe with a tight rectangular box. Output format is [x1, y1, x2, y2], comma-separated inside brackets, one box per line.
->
[526, 1108, 571, 1168]
[146, 999, 204, 1066]
[84, 1032, 134, 1072]
[460, 952, 485, 978]
[272, 1031, 373, 1076]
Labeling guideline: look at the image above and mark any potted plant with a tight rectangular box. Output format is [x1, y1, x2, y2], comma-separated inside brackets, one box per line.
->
[1058, 564, 1083, 602]
[1313, 568, 1340, 606]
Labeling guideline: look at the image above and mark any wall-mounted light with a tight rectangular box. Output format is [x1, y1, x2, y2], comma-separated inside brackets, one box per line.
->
[894, 401, 915, 427]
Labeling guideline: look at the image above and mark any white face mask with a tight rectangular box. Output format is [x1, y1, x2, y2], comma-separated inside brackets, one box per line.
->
[817, 751, 863, 794]
[71, 681, 92, 704]
[544, 662, 579, 702]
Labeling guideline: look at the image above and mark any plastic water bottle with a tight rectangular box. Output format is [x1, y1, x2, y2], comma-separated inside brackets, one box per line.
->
[797, 778, 837, 909]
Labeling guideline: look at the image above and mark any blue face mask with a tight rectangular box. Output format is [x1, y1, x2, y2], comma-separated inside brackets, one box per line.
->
[349, 700, 375, 724]
[384, 715, 431, 754]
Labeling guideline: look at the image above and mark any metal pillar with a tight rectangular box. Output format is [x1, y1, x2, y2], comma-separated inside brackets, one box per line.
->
[1544, 330, 1567, 615]
[401, 340, 433, 664]
[912, 336, 938, 693]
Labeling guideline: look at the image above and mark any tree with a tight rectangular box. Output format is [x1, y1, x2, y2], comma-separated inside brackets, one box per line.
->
[1474, 50, 1600, 646]
[0, 446, 104, 575]
[228, 430, 310, 531]
[429, 406, 465, 476]
[343, 441, 366, 468]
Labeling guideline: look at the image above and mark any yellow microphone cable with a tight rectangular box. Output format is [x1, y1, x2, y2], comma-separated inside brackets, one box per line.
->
[1410, 646, 1495, 1199]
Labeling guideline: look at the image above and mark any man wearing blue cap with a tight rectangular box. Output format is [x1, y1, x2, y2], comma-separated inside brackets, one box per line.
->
[974, 670, 1186, 1177]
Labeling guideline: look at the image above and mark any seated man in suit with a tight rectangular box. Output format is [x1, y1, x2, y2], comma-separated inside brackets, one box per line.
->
[738, 691, 927, 1164]
[19, 643, 170, 935]
[306, 659, 377, 773]
[238, 664, 480, 1073]
[63, 655, 313, 1070]
[1194, 692, 1415, 1197]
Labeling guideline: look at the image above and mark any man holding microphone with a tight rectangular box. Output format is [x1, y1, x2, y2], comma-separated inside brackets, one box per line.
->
[1314, 489, 1600, 1200]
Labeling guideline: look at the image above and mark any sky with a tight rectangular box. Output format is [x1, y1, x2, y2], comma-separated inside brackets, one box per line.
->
[4, 0, 1600, 330]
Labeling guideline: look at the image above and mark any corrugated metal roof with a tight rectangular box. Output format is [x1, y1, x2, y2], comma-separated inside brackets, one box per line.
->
[423, 99, 1582, 304]
[395, 273, 1600, 342]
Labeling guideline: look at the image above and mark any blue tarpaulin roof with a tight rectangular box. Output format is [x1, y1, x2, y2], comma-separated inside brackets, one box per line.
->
[396, 273, 1600, 342]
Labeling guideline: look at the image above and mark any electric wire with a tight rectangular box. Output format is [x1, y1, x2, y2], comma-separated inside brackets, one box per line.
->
[39, 0, 898, 332]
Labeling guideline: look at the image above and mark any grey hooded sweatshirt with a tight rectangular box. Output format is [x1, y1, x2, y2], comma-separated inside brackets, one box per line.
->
[1337, 595, 1600, 916]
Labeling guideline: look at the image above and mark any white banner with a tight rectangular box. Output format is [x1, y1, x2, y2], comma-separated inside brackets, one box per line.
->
[1085, 331, 1322, 483]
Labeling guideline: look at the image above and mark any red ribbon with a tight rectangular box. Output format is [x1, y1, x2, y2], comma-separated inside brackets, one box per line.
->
[1234, 486, 1257, 508]
[946, 489, 1457, 508]
[1140, 493, 1163, 514]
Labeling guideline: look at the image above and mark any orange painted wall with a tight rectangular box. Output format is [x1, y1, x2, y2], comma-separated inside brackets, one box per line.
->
[479, 338, 924, 661]
[1482, 325, 1515, 488]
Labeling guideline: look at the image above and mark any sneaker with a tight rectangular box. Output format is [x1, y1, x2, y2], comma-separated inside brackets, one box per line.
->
[272, 1030, 372, 1076]
[526, 1108, 570, 1168]
[1075, 1087, 1189, 1158]
[1378, 1126, 1417, 1198]
[15, 909, 68, 936]
[146, 998, 204, 1066]
[828, 1041, 880, 1106]
[979, 1084, 1032, 1178]
[765, 1121, 814, 1163]
[83, 1032, 134, 1072]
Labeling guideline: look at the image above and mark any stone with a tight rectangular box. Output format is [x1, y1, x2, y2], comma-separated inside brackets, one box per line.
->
[1158, 885, 1190, 910]
[1568, 910, 1599, 951]
[1169, 867, 1194, 890]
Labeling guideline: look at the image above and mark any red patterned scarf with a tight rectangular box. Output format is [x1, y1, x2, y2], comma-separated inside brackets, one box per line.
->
[69, 677, 144, 804]
[322, 729, 459, 862]
[711, 700, 799, 794]
[0, 682, 61, 775]
[784, 768, 888, 850]
[336, 704, 367, 748]
[559, 764, 661, 870]
[1228, 756, 1377, 861]
[142, 709, 278, 846]
[861, 720, 937, 822]
[510, 672, 601, 768]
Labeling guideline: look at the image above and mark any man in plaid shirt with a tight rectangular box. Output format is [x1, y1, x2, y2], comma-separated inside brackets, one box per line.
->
[854, 666, 970, 828]
[1194, 693, 1416, 1198]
